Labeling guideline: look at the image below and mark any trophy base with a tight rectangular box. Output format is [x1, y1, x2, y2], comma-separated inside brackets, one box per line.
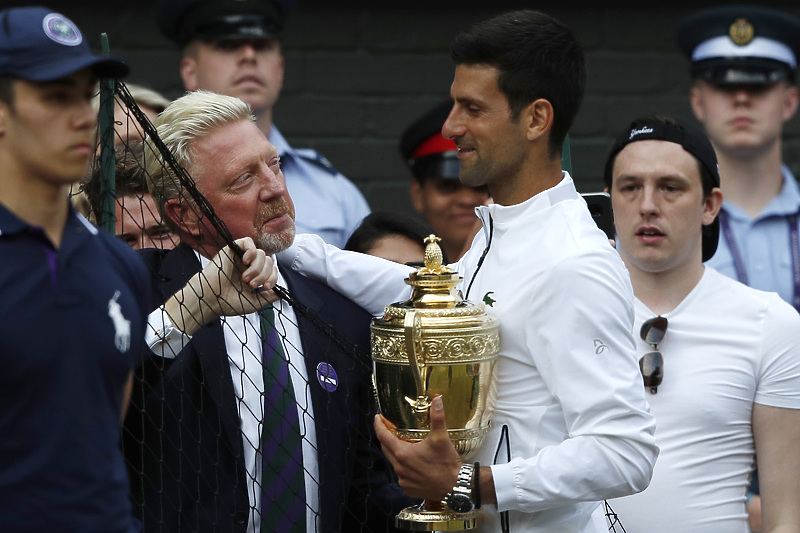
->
[396, 502, 482, 531]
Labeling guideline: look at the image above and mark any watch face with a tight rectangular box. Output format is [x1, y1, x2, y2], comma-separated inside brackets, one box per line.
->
[446, 492, 475, 513]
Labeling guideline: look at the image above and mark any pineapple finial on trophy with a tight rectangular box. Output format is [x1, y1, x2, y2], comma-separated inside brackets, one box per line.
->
[424, 234, 442, 268]
[420, 234, 450, 274]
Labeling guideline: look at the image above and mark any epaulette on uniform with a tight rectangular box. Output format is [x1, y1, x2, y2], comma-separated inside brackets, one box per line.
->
[294, 148, 338, 175]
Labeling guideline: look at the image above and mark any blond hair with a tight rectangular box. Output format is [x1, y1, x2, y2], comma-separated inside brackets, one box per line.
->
[144, 90, 255, 227]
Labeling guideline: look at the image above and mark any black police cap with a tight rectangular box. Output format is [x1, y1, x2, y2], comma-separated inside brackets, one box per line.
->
[158, 0, 295, 47]
[399, 99, 461, 180]
[677, 5, 800, 85]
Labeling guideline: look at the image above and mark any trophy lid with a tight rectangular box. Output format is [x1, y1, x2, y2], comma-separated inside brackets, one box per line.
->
[403, 235, 463, 309]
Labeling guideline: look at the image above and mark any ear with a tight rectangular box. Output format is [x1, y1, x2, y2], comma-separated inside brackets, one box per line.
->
[522, 98, 554, 142]
[409, 179, 425, 212]
[180, 56, 198, 92]
[164, 197, 200, 238]
[782, 85, 799, 122]
[276, 52, 286, 89]
[689, 85, 706, 123]
[702, 187, 724, 226]
[0, 101, 9, 137]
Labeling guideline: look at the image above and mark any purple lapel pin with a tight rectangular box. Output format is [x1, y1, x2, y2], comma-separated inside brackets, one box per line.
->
[316, 362, 338, 392]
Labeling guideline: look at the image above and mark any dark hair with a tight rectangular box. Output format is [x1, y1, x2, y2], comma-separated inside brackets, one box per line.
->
[450, 10, 586, 157]
[83, 141, 150, 220]
[604, 113, 716, 199]
[344, 211, 449, 264]
[0, 75, 15, 105]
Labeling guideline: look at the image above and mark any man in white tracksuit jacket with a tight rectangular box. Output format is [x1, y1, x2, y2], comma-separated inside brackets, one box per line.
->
[277, 9, 659, 532]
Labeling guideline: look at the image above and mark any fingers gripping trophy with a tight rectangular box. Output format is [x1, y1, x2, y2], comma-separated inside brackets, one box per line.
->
[371, 235, 500, 531]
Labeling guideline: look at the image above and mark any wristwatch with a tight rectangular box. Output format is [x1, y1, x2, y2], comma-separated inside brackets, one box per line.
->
[444, 463, 475, 513]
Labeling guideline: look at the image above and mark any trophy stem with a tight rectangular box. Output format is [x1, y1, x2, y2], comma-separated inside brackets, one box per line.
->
[395, 500, 481, 531]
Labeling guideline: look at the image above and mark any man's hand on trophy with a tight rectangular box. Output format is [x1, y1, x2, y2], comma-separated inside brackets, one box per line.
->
[375, 395, 462, 501]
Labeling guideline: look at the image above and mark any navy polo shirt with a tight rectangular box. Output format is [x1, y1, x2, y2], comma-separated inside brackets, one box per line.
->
[0, 201, 149, 532]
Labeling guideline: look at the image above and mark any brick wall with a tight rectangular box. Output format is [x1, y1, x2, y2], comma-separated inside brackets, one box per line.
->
[38, 0, 800, 215]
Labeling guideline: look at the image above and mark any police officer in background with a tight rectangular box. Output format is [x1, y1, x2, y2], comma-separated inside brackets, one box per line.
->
[157, 0, 371, 247]
[678, 6, 800, 531]
[400, 99, 490, 262]
[679, 6, 800, 307]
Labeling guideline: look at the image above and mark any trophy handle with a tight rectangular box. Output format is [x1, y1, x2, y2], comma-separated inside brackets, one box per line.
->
[403, 310, 431, 413]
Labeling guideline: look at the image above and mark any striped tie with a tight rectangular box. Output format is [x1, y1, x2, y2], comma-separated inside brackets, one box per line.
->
[260, 304, 306, 532]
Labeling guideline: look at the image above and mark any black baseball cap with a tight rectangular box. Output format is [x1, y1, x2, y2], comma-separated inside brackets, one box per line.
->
[399, 99, 460, 181]
[677, 5, 800, 85]
[604, 116, 722, 262]
[158, 0, 294, 48]
[0, 6, 129, 81]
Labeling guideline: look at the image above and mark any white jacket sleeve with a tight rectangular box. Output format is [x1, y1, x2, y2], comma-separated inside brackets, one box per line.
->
[277, 233, 414, 316]
[491, 250, 658, 512]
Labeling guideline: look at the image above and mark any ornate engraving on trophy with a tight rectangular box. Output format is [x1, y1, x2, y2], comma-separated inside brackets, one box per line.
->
[371, 235, 500, 531]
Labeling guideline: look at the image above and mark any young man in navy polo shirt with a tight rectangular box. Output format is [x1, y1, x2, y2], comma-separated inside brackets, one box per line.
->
[0, 7, 149, 532]
[0, 9, 279, 532]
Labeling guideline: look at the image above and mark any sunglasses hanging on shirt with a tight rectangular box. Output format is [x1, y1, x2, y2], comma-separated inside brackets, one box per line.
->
[639, 316, 667, 394]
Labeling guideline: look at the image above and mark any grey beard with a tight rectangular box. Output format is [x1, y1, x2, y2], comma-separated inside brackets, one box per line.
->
[253, 197, 296, 254]
[257, 224, 295, 255]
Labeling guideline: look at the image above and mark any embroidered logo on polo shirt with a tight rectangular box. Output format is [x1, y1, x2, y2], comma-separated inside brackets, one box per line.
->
[108, 291, 131, 353]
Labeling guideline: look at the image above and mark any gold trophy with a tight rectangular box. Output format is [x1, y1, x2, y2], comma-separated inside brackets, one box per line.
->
[371, 235, 500, 531]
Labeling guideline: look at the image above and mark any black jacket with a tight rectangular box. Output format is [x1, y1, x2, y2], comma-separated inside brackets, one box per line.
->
[123, 244, 412, 533]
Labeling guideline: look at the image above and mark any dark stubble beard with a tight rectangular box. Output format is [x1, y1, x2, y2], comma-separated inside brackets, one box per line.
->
[458, 165, 486, 189]
[255, 197, 296, 255]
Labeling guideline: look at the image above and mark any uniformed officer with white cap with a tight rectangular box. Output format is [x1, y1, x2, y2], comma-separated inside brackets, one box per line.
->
[158, 0, 371, 248]
[678, 6, 800, 531]
[679, 5, 800, 86]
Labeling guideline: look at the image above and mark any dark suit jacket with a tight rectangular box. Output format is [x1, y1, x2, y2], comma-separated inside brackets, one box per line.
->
[122, 244, 411, 533]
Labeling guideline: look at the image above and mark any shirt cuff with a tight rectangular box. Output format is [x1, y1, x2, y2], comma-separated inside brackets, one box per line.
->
[490, 462, 518, 512]
[145, 307, 191, 358]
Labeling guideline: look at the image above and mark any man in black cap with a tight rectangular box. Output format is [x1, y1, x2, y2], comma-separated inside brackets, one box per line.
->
[0, 6, 149, 532]
[604, 112, 800, 533]
[678, 8, 800, 528]
[400, 99, 490, 262]
[157, 0, 371, 248]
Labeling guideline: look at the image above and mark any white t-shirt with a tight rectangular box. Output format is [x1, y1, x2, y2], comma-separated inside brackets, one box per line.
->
[280, 174, 659, 532]
[609, 266, 800, 533]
